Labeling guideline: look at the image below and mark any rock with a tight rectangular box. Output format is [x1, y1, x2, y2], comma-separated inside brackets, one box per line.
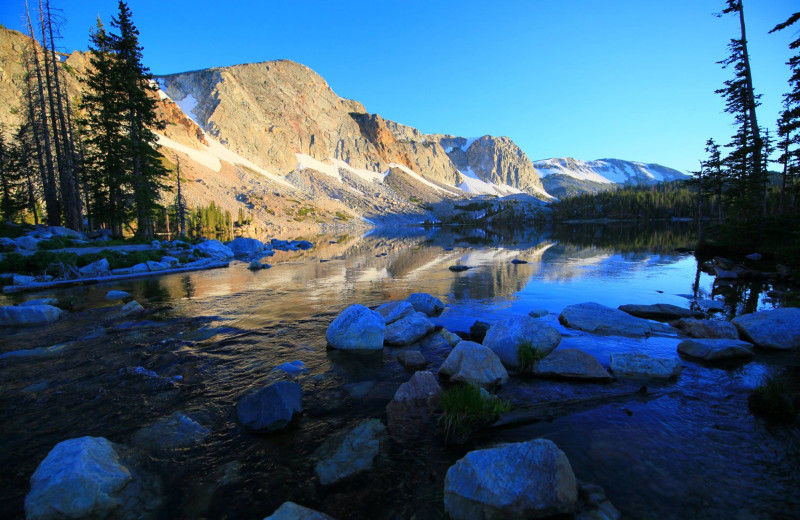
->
[618, 303, 703, 321]
[25, 436, 133, 520]
[12, 274, 36, 285]
[47, 226, 84, 239]
[397, 350, 427, 368]
[294, 240, 313, 250]
[150, 239, 162, 248]
[145, 260, 170, 271]
[263, 502, 336, 520]
[439, 328, 462, 346]
[482, 316, 561, 369]
[559, 302, 656, 337]
[511, 259, 528, 264]
[325, 304, 385, 350]
[444, 438, 577, 520]
[115, 300, 144, 319]
[745, 253, 762, 261]
[672, 318, 738, 339]
[0, 236, 19, 251]
[609, 353, 682, 379]
[438, 341, 509, 387]
[160, 256, 180, 266]
[130, 263, 150, 273]
[405, 292, 445, 316]
[385, 311, 435, 346]
[89, 229, 113, 241]
[731, 307, 800, 350]
[314, 419, 386, 485]
[577, 482, 621, 520]
[248, 260, 263, 271]
[131, 412, 210, 450]
[236, 381, 303, 432]
[677, 338, 754, 361]
[227, 237, 265, 255]
[0, 305, 64, 327]
[533, 349, 613, 381]
[715, 256, 736, 270]
[78, 258, 111, 278]
[386, 371, 442, 442]
[714, 267, 738, 279]
[195, 239, 235, 260]
[528, 308, 549, 318]
[375, 300, 414, 325]
[14, 235, 39, 251]
[449, 265, 472, 272]
[470, 320, 491, 342]
[272, 360, 308, 376]
[21, 298, 57, 306]
[697, 299, 725, 312]
[106, 290, 131, 301]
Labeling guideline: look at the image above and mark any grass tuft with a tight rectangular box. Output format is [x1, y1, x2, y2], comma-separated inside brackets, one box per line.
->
[517, 339, 547, 376]
[439, 384, 510, 443]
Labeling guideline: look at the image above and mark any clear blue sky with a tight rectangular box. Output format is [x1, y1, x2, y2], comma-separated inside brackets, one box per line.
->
[2, 0, 797, 173]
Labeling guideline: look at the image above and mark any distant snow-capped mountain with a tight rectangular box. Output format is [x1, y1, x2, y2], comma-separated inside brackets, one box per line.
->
[532, 157, 689, 198]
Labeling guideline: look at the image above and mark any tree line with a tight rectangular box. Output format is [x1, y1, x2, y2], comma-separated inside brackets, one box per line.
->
[0, 1, 180, 240]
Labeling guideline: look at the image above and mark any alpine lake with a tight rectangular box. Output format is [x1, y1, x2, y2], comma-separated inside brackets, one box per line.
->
[1, 222, 798, 520]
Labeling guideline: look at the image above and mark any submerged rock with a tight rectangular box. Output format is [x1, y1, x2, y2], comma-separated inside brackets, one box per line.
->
[482, 316, 561, 369]
[236, 381, 303, 432]
[438, 341, 509, 388]
[263, 502, 336, 520]
[618, 303, 703, 321]
[405, 293, 445, 316]
[326, 304, 385, 350]
[677, 338, 754, 361]
[386, 371, 442, 442]
[533, 348, 613, 381]
[106, 290, 130, 301]
[672, 318, 738, 339]
[731, 307, 800, 350]
[25, 436, 133, 520]
[528, 308, 549, 318]
[384, 311, 435, 346]
[397, 350, 427, 368]
[314, 419, 386, 485]
[444, 438, 577, 520]
[609, 353, 682, 379]
[0, 304, 64, 327]
[559, 302, 656, 337]
[131, 412, 210, 451]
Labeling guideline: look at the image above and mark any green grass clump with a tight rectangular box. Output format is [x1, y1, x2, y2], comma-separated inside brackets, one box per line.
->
[517, 339, 547, 376]
[439, 384, 510, 442]
[37, 236, 78, 250]
[748, 374, 799, 423]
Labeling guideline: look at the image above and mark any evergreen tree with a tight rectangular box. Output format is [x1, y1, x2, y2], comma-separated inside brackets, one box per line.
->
[110, 1, 168, 239]
[174, 157, 187, 237]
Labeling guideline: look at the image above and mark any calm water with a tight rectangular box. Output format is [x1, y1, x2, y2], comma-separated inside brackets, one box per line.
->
[0, 224, 797, 519]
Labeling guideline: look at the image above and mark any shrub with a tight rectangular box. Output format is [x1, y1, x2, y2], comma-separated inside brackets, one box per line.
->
[748, 374, 799, 423]
[517, 339, 547, 376]
[439, 384, 510, 442]
[37, 236, 77, 250]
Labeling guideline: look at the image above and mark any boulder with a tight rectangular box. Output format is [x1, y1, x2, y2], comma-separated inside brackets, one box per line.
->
[533, 348, 613, 381]
[25, 436, 133, 520]
[0, 305, 64, 327]
[131, 412, 210, 450]
[145, 260, 170, 271]
[0, 236, 19, 251]
[12, 274, 36, 285]
[48, 226, 85, 239]
[325, 304, 385, 350]
[618, 303, 703, 321]
[714, 267, 738, 279]
[482, 316, 561, 369]
[438, 341, 509, 387]
[114, 301, 144, 319]
[731, 308, 800, 350]
[160, 256, 180, 266]
[236, 381, 303, 432]
[405, 293, 445, 316]
[397, 350, 427, 368]
[559, 302, 656, 337]
[609, 353, 682, 379]
[15, 235, 39, 251]
[715, 257, 736, 270]
[195, 239, 234, 260]
[677, 338, 754, 361]
[106, 290, 131, 301]
[227, 237, 265, 255]
[263, 502, 336, 520]
[386, 371, 442, 442]
[470, 320, 491, 342]
[672, 318, 738, 339]
[444, 438, 577, 520]
[314, 419, 386, 485]
[78, 258, 111, 278]
[385, 311, 435, 346]
[375, 300, 415, 325]
[130, 263, 150, 273]
[528, 308, 549, 318]
[248, 260, 263, 271]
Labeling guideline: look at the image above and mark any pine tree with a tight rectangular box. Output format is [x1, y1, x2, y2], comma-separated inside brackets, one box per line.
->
[174, 157, 187, 237]
[110, 1, 168, 240]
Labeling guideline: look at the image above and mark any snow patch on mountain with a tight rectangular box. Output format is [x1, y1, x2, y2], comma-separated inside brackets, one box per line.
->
[533, 157, 688, 186]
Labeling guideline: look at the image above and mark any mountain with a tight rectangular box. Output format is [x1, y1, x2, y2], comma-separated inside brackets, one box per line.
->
[533, 157, 689, 198]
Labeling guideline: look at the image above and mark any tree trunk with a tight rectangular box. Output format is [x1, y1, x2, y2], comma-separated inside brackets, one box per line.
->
[737, 2, 764, 211]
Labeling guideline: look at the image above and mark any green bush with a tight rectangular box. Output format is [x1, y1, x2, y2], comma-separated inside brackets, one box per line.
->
[37, 236, 77, 250]
[439, 384, 510, 442]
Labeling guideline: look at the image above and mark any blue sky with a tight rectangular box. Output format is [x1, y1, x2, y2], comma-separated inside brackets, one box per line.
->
[1, 0, 797, 173]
